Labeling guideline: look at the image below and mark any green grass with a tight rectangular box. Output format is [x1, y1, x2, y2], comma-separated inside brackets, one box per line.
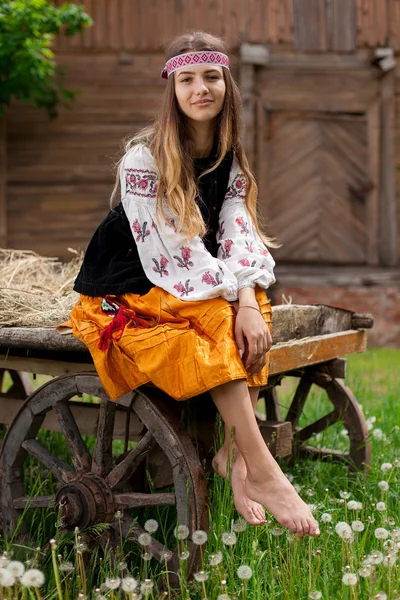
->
[0, 348, 399, 599]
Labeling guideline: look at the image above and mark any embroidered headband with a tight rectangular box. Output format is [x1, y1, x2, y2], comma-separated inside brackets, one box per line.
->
[160, 50, 230, 79]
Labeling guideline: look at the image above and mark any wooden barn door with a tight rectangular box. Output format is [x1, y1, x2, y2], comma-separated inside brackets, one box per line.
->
[258, 111, 372, 264]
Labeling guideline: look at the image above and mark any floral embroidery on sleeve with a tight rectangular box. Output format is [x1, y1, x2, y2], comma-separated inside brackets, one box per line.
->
[245, 241, 254, 253]
[238, 258, 257, 268]
[173, 246, 194, 269]
[132, 219, 150, 242]
[152, 254, 169, 277]
[224, 173, 247, 202]
[125, 169, 158, 197]
[201, 271, 223, 287]
[220, 239, 234, 259]
[217, 220, 225, 241]
[174, 280, 194, 297]
[235, 216, 250, 235]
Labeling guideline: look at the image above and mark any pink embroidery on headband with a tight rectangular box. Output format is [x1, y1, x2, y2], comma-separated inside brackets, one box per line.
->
[160, 51, 230, 79]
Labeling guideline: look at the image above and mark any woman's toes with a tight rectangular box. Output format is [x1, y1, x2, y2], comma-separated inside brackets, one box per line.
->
[301, 519, 311, 536]
[310, 521, 320, 536]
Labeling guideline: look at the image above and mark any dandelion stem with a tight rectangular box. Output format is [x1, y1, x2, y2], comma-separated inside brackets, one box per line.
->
[51, 544, 63, 600]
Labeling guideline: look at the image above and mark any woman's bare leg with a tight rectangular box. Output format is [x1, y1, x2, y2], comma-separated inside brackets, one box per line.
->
[213, 385, 269, 527]
[213, 387, 266, 525]
[210, 379, 320, 537]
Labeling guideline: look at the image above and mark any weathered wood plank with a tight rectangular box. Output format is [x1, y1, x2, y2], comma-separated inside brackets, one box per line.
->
[0, 304, 372, 353]
[293, 0, 327, 51]
[269, 330, 368, 376]
[379, 72, 398, 265]
[326, 0, 357, 52]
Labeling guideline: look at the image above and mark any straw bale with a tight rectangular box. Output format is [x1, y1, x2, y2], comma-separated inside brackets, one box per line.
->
[0, 248, 82, 328]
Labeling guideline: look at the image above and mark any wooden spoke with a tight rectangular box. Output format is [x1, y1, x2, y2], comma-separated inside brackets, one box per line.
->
[114, 492, 176, 510]
[52, 400, 92, 472]
[297, 445, 351, 466]
[105, 430, 155, 490]
[13, 495, 54, 509]
[294, 410, 338, 443]
[91, 399, 116, 477]
[21, 439, 76, 483]
[285, 376, 312, 426]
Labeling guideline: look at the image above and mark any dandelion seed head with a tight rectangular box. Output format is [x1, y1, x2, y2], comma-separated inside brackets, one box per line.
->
[339, 491, 351, 499]
[358, 565, 372, 578]
[383, 553, 397, 567]
[160, 549, 173, 563]
[342, 573, 358, 586]
[378, 480, 389, 491]
[58, 562, 74, 574]
[271, 527, 284, 536]
[321, 513, 332, 523]
[383, 539, 396, 551]
[372, 429, 384, 440]
[221, 531, 237, 546]
[209, 551, 223, 566]
[174, 524, 189, 540]
[218, 595, 231, 600]
[138, 532, 152, 546]
[381, 462, 393, 472]
[0, 568, 15, 587]
[285, 473, 294, 482]
[352, 520, 365, 532]
[306, 488, 315, 497]
[374, 593, 388, 600]
[391, 528, 400, 542]
[193, 570, 209, 582]
[104, 577, 121, 590]
[237, 565, 252, 580]
[77, 594, 86, 600]
[192, 529, 208, 545]
[144, 519, 159, 534]
[20, 569, 45, 588]
[121, 577, 138, 592]
[335, 522, 353, 540]
[142, 552, 152, 561]
[375, 527, 389, 540]
[376, 502, 387, 511]
[347, 500, 359, 510]
[233, 518, 247, 533]
[293, 483, 301, 493]
[369, 551, 384, 565]
[309, 592, 322, 599]
[6, 561, 25, 578]
[114, 510, 122, 520]
[179, 550, 190, 561]
[141, 579, 154, 594]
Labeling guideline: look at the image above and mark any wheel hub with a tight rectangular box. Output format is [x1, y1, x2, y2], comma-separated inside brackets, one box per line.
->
[55, 473, 115, 529]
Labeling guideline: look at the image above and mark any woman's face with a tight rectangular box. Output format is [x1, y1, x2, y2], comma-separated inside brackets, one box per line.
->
[174, 65, 226, 123]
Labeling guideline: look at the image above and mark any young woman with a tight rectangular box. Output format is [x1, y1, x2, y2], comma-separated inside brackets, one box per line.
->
[69, 31, 319, 537]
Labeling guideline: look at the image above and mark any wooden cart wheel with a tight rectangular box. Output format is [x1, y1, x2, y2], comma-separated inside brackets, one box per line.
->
[0, 372, 208, 578]
[261, 362, 371, 470]
[0, 368, 34, 399]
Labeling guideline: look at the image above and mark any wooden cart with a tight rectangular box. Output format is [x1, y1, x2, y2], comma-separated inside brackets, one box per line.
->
[0, 304, 373, 577]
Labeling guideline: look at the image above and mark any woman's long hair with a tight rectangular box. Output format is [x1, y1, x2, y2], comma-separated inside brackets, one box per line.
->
[110, 30, 275, 246]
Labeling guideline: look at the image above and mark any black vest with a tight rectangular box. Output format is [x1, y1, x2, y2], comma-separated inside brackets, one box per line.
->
[74, 148, 233, 297]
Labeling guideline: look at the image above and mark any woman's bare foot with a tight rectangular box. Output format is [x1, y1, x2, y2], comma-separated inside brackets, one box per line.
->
[245, 466, 320, 537]
[213, 446, 266, 526]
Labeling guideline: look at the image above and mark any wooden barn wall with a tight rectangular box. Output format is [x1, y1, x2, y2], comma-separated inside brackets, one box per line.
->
[4, 0, 400, 262]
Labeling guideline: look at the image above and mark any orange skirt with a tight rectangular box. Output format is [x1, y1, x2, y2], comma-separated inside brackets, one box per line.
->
[66, 286, 272, 401]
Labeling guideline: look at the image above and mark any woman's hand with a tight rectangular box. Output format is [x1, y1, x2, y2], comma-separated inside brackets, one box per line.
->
[234, 304, 272, 375]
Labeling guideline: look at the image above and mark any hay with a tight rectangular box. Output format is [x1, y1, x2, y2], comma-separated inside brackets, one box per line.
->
[0, 248, 82, 328]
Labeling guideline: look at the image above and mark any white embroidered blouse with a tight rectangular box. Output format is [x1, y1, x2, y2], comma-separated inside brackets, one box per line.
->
[120, 144, 275, 302]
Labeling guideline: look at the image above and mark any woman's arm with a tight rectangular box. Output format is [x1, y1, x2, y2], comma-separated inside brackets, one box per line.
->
[121, 144, 238, 302]
[217, 158, 276, 292]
